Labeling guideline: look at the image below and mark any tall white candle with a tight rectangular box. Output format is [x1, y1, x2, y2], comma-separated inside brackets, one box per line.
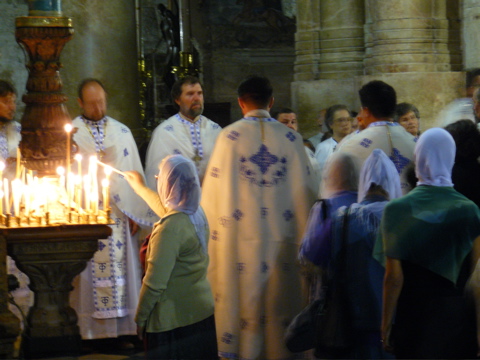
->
[74, 154, 82, 178]
[0, 161, 5, 185]
[3, 178, 9, 214]
[102, 178, 109, 210]
[11, 178, 21, 217]
[83, 175, 91, 212]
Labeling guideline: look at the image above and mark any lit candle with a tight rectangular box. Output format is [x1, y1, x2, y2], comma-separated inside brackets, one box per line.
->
[0, 161, 5, 184]
[16, 147, 21, 179]
[67, 172, 74, 212]
[11, 178, 21, 217]
[57, 166, 65, 188]
[74, 175, 82, 212]
[83, 175, 91, 212]
[0, 189, 3, 215]
[74, 154, 82, 178]
[23, 183, 30, 217]
[3, 178, 9, 214]
[102, 178, 109, 210]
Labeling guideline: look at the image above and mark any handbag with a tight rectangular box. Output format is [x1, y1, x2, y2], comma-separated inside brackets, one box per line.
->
[315, 206, 353, 358]
[284, 297, 323, 352]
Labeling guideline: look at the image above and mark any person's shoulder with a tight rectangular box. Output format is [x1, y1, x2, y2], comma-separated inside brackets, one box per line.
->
[106, 116, 132, 133]
[201, 116, 222, 129]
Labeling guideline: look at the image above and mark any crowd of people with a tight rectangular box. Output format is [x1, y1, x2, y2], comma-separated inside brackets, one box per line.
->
[3, 70, 480, 359]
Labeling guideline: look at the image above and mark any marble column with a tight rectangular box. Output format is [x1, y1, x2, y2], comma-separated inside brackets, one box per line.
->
[463, 0, 480, 69]
[365, 0, 450, 74]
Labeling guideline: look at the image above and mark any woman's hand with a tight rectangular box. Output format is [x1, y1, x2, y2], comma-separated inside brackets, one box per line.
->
[124, 171, 147, 193]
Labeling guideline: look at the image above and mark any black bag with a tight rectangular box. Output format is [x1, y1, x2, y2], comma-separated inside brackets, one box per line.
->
[284, 298, 323, 352]
[315, 207, 353, 358]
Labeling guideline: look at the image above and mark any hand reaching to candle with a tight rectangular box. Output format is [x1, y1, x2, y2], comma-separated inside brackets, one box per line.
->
[124, 171, 166, 218]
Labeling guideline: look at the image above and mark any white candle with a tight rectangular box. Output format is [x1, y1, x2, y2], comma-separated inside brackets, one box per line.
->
[3, 178, 9, 214]
[74, 154, 82, 178]
[0, 161, 5, 185]
[11, 179, 21, 217]
[16, 147, 20, 179]
[23, 183, 30, 216]
[57, 166, 65, 188]
[83, 175, 91, 212]
[0, 189, 3, 215]
[102, 178, 109, 210]
[74, 175, 82, 212]
[64, 124, 72, 175]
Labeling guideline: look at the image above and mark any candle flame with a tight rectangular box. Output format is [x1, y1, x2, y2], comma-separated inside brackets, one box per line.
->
[56, 166, 65, 176]
[64, 123, 73, 133]
[104, 166, 112, 176]
[74, 154, 82, 162]
[0, 161, 5, 172]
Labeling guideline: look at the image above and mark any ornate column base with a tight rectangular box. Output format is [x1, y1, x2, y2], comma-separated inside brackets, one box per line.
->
[4, 224, 111, 359]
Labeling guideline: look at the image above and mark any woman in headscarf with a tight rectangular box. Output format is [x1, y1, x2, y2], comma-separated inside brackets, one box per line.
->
[126, 155, 217, 359]
[376, 128, 480, 359]
[316, 149, 401, 359]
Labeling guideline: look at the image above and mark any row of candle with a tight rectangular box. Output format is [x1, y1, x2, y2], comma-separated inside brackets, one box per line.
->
[0, 154, 113, 227]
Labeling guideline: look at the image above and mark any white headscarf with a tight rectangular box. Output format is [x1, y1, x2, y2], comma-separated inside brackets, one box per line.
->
[358, 149, 402, 202]
[415, 128, 455, 187]
[157, 155, 207, 251]
[320, 152, 360, 199]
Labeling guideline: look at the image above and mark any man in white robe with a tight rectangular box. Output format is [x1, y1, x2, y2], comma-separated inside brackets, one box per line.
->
[144, 76, 221, 188]
[202, 76, 317, 360]
[70, 79, 156, 341]
[335, 80, 416, 194]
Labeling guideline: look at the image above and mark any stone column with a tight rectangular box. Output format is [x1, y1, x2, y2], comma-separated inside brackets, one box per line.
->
[446, 0, 462, 71]
[317, 0, 364, 79]
[365, 0, 450, 74]
[463, 0, 480, 69]
[294, 0, 321, 81]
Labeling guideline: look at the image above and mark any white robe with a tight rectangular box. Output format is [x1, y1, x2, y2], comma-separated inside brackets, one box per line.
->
[201, 111, 317, 360]
[335, 121, 416, 193]
[314, 136, 337, 175]
[70, 115, 156, 339]
[144, 113, 221, 189]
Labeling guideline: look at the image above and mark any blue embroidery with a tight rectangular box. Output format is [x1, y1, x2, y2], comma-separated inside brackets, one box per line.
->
[306, 165, 311, 175]
[237, 263, 246, 273]
[250, 144, 278, 174]
[213, 123, 220, 129]
[360, 138, 373, 148]
[283, 210, 293, 221]
[173, 149, 181, 155]
[211, 230, 218, 241]
[146, 209, 155, 218]
[221, 332, 234, 344]
[115, 218, 121, 227]
[261, 261, 269, 273]
[116, 241, 123, 250]
[121, 127, 128, 133]
[261, 207, 268, 218]
[98, 241, 106, 251]
[232, 209, 243, 221]
[240, 319, 248, 330]
[390, 148, 411, 174]
[227, 130, 240, 141]
[211, 167, 220, 178]
[240, 156, 247, 163]
[123, 148, 129, 157]
[114, 194, 121, 203]
[165, 125, 174, 132]
[286, 132, 296, 142]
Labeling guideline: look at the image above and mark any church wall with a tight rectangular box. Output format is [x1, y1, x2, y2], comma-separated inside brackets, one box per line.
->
[0, 0, 141, 132]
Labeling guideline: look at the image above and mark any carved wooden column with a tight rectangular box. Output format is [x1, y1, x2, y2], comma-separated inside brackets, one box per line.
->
[5, 225, 111, 358]
[15, 16, 74, 176]
[365, 0, 450, 74]
[0, 237, 20, 359]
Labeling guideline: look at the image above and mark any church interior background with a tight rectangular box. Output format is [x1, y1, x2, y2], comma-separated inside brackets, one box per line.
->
[1, 0, 480, 358]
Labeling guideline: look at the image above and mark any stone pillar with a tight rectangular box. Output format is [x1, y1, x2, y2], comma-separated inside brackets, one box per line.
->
[294, 0, 321, 81]
[463, 0, 480, 68]
[365, 0, 450, 74]
[317, 0, 364, 79]
[446, 0, 462, 71]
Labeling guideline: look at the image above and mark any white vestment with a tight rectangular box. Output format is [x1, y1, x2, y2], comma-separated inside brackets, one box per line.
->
[70, 115, 156, 339]
[145, 113, 221, 189]
[201, 111, 317, 360]
[335, 121, 416, 193]
[314, 136, 337, 175]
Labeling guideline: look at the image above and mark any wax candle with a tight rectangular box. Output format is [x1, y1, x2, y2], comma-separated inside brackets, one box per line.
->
[16, 147, 20, 179]
[74, 154, 82, 178]
[83, 175, 91, 212]
[0, 161, 5, 184]
[102, 178, 109, 210]
[3, 178, 9, 214]
[11, 179, 21, 217]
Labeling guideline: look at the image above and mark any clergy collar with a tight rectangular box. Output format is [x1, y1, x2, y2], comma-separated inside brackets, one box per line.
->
[178, 112, 201, 124]
[81, 114, 107, 123]
[244, 109, 271, 118]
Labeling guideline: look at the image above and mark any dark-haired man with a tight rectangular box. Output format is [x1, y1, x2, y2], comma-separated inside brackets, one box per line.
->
[201, 75, 316, 359]
[71, 78, 155, 344]
[336, 80, 416, 193]
[144, 76, 221, 188]
[0, 80, 21, 177]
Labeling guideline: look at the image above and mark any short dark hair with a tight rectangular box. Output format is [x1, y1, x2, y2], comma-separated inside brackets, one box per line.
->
[78, 78, 107, 100]
[0, 80, 16, 98]
[359, 80, 396, 119]
[171, 76, 202, 105]
[445, 119, 480, 160]
[393, 102, 420, 122]
[325, 104, 350, 131]
[273, 107, 295, 120]
[237, 75, 273, 109]
[466, 68, 480, 88]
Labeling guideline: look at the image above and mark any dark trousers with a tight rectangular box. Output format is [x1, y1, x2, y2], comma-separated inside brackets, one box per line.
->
[145, 315, 218, 360]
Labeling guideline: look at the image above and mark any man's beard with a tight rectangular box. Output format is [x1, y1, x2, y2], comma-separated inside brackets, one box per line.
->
[187, 105, 203, 119]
